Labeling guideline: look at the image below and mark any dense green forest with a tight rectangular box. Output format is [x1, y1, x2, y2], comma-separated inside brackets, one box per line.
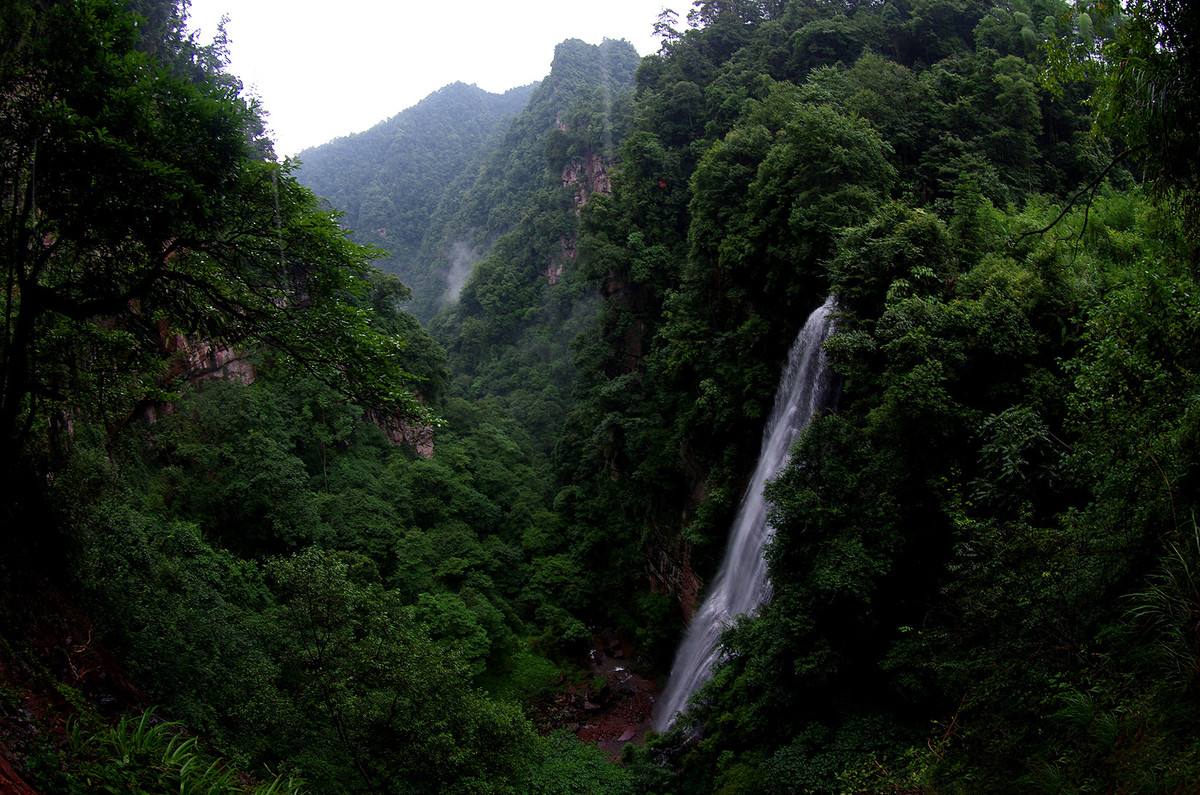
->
[2, 0, 1199, 793]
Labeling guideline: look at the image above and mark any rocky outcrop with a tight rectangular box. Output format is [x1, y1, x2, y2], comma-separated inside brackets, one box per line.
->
[137, 331, 256, 424]
[381, 417, 435, 459]
[561, 150, 612, 211]
[166, 335, 256, 386]
[139, 330, 435, 459]
[648, 542, 703, 621]
[546, 236, 577, 285]
[366, 408, 435, 459]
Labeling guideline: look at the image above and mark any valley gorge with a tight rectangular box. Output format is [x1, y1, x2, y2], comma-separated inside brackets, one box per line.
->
[2, 1, 1200, 793]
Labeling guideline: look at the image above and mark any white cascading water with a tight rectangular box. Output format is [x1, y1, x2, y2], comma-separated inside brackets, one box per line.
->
[653, 295, 838, 731]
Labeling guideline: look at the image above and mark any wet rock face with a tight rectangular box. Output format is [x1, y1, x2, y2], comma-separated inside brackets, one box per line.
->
[365, 409, 435, 459]
[535, 631, 659, 760]
[561, 150, 612, 210]
[138, 333, 257, 425]
[648, 543, 702, 621]
[546, 236, 576, 285]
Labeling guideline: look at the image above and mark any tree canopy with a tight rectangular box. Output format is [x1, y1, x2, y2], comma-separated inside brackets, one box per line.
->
[3, 0, 1200, 792]
[0, 0, 427, 491]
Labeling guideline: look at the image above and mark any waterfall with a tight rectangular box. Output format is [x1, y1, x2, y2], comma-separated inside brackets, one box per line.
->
[653, 295, 838, 732]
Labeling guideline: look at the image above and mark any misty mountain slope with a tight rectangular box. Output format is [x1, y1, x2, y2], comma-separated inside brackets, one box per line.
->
[295, 81, 534, 311]
[424, 38, 641, 452]
[296, 37, 642, 453]
[422, 39, 639, 257]
[410, 38, 640, 321]
[300, 37, 641, 450]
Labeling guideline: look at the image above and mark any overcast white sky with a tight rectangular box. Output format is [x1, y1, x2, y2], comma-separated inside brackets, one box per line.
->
[185, 1, 691, 157]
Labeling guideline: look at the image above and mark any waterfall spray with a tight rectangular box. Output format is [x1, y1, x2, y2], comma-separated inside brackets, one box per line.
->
[654, 296, 838, 731]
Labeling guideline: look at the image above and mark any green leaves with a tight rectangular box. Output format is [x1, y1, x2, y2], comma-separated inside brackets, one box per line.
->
[0, 0, 430, 478]
[61, 709, 304, 794]
[269, 546, 538, 792]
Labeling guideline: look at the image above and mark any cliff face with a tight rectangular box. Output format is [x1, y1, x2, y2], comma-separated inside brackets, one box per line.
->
[167, 336, 256, 386]
[139, 334, 435, 458]
[420, 38, 635, 299]
[366, 408, 435, 459]
[649, 541, 703, 621]
[137, 333, 256, 425]
[549, 151, 612, 286]
[561, 150, 612, 211]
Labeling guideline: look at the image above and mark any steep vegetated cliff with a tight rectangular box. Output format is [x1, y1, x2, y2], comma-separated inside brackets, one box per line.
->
[428, 38, 639, 456]
[301, 39, 641, 458]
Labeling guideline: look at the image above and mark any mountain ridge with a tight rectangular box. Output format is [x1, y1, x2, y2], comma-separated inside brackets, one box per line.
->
[295, 80, 536, 302]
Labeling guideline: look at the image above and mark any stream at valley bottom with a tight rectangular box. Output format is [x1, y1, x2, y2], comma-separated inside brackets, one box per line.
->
[537, 631, 658, 759]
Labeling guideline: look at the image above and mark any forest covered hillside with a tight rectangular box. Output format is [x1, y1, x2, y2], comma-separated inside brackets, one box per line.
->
[2, 0, 1200, 793]
[295, 81, 535, 320]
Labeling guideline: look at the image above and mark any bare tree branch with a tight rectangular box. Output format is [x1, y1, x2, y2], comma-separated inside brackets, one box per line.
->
[1012, 145, 1145, 243]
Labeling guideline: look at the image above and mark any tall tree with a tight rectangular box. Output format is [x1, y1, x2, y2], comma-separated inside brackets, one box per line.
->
[0, 0, 423, 495]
